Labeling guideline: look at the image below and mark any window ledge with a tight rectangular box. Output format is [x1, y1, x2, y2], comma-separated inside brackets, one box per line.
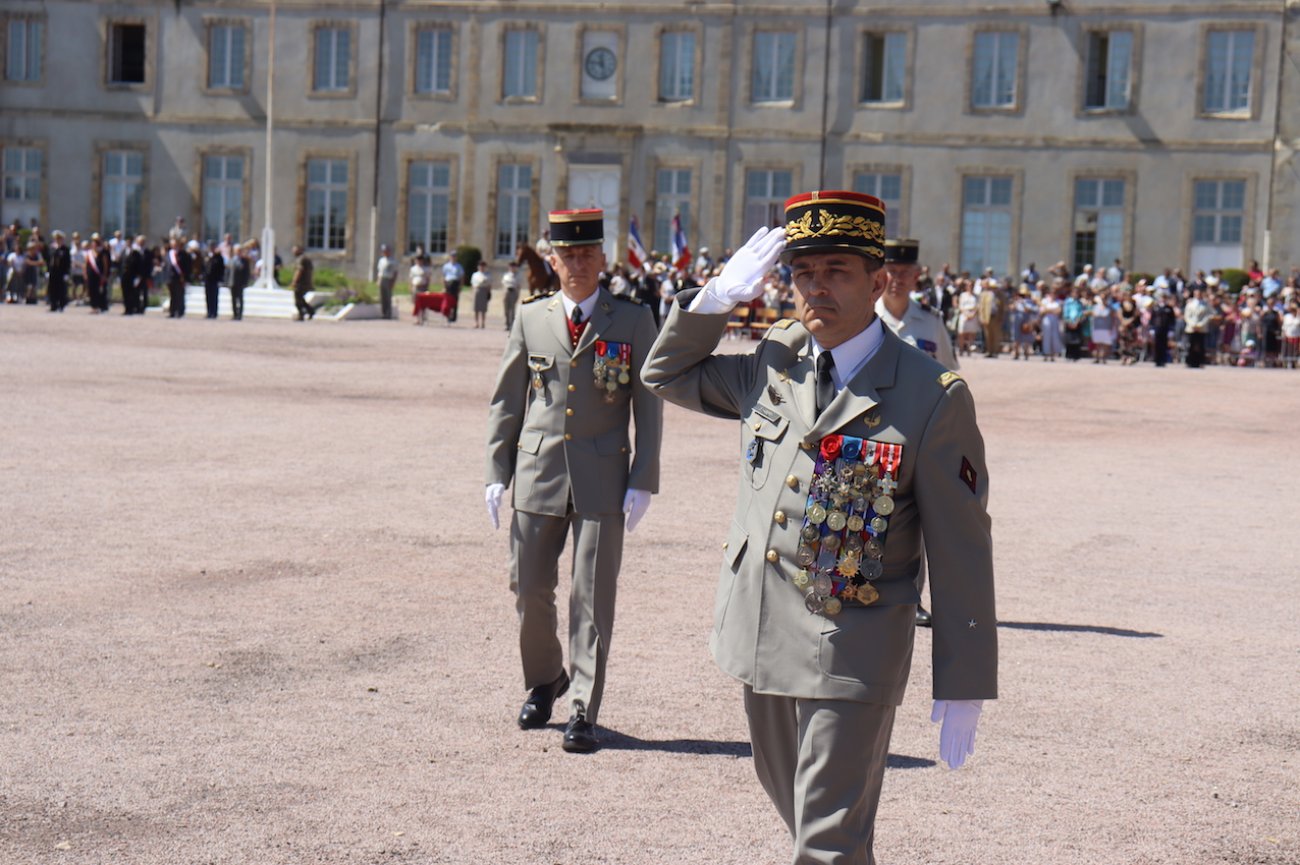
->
[655, 98, 697, 107]
[410, 91, 457, 102]
[1197, 110, 1253, 121]
[858, 100, 907, 111]
[308, 89, 357, 100]
[751, 99, 796, 108]
[501, 95, 541, 105]
[104, 81, 150, 91]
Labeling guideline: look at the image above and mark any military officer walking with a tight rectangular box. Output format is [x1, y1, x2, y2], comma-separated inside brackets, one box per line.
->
[484, 209, 663, 753]
[643, 191, 997, 864]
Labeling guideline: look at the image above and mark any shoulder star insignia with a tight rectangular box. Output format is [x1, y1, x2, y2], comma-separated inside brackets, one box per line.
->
[968, 620, 977, 629]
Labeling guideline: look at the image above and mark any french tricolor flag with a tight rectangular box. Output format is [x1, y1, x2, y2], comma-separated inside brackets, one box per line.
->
[671, 213, 691, 273]
[627, 214, 649, 273]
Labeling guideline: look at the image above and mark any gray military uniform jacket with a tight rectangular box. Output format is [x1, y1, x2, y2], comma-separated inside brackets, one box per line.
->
[486, 287, 662, 516]
[642, 292, 996, 705]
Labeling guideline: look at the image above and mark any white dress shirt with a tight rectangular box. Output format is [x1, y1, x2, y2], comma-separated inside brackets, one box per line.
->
[559, 290, 599, 324]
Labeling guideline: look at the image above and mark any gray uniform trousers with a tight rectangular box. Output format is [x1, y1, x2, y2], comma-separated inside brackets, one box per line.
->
[511, 507, 624, 724]
[745, 686, 896, 865]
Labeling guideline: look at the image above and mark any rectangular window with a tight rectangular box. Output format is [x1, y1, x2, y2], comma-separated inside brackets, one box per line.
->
[1071, 178, 1125, 277]
[305, 158, 348, 251]
[414, 27, 452, 95]
[407, 160, 451, 255]
[6, 18, 42, 82]
[1192, 180, 1245, 245]
[1084, 31, 1132, 110]
[653, 168, 691, 252]
[960, 175, 1013, 276]
[743, 169, 793, 238]
[752, 31, 795, 103]
[496, 163, 531, 257]
[862, 31, 905, 104]
[108, 23, 147, 84]
[208, 23, 246, 90]
[313, 26, 350, 92]
[1204, 30, 1254, 114]
[503, 29, 538, 99]
[101, 150, 144, 238]
[3, 146, 42, 203]
[659, 31, 695, 102]
[202, 155, 244, 242]
[851, 171, 903, 238]
[971, 31, 1018, 109]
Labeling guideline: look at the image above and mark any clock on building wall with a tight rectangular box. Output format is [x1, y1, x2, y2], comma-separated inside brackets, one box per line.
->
[584, 47, 617, 81]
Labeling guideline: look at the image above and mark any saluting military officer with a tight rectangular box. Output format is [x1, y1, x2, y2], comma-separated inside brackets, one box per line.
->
[485, 208, 663, 754]
[643, 191, 997, 864]
[875, 237, 959, 627]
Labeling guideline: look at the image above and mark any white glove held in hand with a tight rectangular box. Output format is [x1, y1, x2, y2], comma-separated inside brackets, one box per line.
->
[931, 699, 983, 770]
[690, 227, 788, 314]
[623, 489, 651, 533]
[485, 483, 505, 530]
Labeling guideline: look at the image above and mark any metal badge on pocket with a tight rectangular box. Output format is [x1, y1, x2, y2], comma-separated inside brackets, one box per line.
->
[527, 354, 554, 390]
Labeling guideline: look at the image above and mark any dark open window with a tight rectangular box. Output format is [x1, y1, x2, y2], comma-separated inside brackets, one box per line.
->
[109, 23, 146, 84]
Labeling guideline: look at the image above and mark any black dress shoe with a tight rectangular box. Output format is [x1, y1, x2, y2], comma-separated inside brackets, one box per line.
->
[915, 605, 933, 628]
[517, 670, 569, 730]
[562, 711, 597, 754]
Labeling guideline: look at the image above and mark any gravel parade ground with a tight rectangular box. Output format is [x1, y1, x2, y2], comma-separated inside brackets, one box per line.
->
[1, 303, 1296, 865]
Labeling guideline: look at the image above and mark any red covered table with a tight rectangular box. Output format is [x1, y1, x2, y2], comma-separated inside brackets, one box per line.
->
[412, 291, 454, 323]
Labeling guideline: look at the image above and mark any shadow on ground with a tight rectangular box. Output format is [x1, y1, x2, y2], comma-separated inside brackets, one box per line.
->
[998, 621, 1163, 638]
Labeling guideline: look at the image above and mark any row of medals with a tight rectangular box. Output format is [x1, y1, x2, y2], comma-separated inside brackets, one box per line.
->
[593, 349, 630, 402]
[793, 454, 896, 616]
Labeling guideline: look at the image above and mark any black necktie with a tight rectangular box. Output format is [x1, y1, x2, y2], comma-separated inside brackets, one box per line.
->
[571, 306, 584, 326]
[815, 351, 836, 416]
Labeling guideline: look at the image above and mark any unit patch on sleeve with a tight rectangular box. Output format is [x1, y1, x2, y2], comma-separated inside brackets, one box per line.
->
[959, 456, 978, 494]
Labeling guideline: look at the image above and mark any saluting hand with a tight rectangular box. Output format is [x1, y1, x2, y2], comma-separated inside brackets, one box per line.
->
[703, 227, 788, 309]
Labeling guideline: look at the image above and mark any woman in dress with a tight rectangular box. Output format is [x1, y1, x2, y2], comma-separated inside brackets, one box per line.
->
[1038, 283, 1064, 361]
[1089, 290, 1117, 363]
[956, 280, 979, 356]
[1010, 286, 1038, 360]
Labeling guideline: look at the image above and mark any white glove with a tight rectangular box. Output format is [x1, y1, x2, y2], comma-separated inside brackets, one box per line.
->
[689, 227, 787, 314]
[931, 699, 983, 770]
[623, 488, 651, 533]
[485, 483, 505, 531]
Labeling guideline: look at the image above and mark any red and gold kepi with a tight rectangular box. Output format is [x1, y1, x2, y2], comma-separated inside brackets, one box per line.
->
[780, 190, 886, 263]
[548, 208, 604, 247]
[883, 238, 920, 264]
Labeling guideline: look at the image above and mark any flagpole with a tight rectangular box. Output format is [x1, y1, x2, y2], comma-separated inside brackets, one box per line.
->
[254, 0, 278, 289]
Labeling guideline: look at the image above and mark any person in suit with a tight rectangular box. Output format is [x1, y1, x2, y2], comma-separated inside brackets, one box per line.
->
[203, 241, 225, 319]
[642, 190, 997, 865]
[164, 238, 190, 318]
[84, 234, 111, 313]
[121, 237, 143, 314]
[484, 208, 664, 754]
[46, 231, 71, 312]
[977, 275, 1004, 358]
[229, 242, 251, 321]
[291, 246, 315, 321]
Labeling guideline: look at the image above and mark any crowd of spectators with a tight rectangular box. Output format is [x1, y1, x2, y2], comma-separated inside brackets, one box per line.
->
[2, 217, 278, 318]
[605, 248, 1300, 370]
[8, 216, 1298, 369]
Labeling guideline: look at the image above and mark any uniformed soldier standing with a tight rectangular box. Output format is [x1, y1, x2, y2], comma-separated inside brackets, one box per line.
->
[875, 238, 959, 627]
[484, 209, 663, 753]
[643, 191, 997, 864]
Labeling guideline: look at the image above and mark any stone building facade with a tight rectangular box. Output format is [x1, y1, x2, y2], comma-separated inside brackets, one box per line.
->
[2, 0, 1296, 279]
